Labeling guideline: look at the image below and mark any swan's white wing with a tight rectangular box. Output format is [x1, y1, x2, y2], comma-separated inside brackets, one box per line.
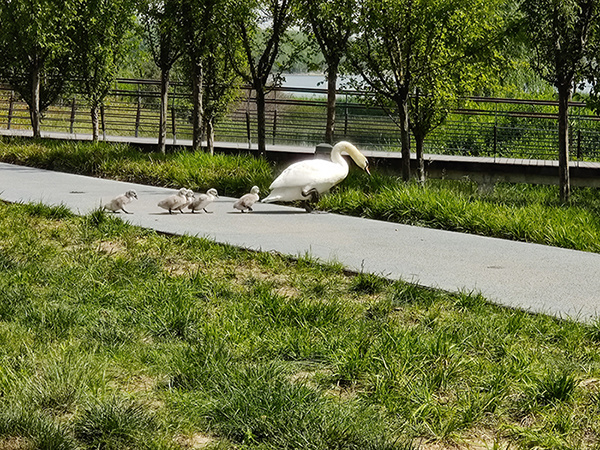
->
[269, 160, 345, 190]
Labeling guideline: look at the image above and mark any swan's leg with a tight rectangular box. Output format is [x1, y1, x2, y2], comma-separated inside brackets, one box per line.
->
[203, 208, 213, 213]
[301, 188, 320, 212]
[121, 208, 132, 214]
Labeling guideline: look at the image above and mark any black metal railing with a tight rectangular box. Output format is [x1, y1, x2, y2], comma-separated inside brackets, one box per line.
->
[2, 79, 600, 161]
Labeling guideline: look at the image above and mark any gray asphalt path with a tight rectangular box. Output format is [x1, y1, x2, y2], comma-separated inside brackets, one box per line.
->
[1, 162, 599, 322]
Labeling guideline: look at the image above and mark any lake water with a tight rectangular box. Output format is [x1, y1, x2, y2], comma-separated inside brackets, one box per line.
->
[279, 73, 358, 90]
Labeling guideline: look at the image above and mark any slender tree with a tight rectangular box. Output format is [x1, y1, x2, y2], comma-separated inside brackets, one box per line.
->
[0, 0, 74, 138]
[299, 0, 356, 144]
[140, 0, 184, 153]
[70, 0, 136, 141]
[521, 0, 599, 203]
[180, 0, 244, 153]
[409, 80, 455, 182]
[180, 0, 214, 151]
[350, 0, 508, 181]
[230, 0, 297, 156]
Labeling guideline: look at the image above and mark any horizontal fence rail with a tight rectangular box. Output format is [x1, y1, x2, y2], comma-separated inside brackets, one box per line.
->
[2, 79, 600, 161]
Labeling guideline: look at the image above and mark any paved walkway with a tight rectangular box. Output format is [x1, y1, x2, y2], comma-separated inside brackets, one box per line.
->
[1, 162, 599, 322]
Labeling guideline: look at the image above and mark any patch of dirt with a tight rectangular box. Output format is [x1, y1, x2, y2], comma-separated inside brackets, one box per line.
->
[579, 378, 600, 390]
[0, 436, 34, 450]
[417, 434, 516, 450]
[174, 433, 215, 449]
[97, 239, 126, 255]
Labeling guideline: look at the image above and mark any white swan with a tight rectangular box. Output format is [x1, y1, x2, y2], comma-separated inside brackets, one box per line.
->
[262, 141, 369, 211]
[233, 186, 260, 213]
[158, 188, 190, 214]
[104, 189, 137, 214]
[188, 188, 218, 213]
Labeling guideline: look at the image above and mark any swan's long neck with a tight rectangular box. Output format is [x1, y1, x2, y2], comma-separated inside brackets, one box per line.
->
[330, 143, 350, 169]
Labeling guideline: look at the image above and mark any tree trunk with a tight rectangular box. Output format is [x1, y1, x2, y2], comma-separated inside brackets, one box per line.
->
[415, 133, 425, 183]
[205, 117, 215, 156]
[557, 83, 571, 203]
[159, 68, 170, 154]
[192, 61, 203, 151]
[30, 65, 41, 139]
[91, 105, 99, 142]
[255, 85, 267, 157]
[325, 63, 338, 144]
[397, 90, 411, 181]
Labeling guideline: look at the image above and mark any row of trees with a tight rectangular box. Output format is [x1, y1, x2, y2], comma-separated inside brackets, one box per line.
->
[1, 0, 600, 201]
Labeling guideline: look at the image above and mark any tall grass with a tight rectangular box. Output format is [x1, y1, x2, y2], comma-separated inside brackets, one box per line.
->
[1, 202, 600, 448]
[0, 137, 273, 197]
[320, 171, 600, 252]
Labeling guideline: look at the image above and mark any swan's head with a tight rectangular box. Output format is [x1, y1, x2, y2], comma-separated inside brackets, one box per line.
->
[125, 190, 138, 199]
[178, 187, 188, 196]
[335, 141, 370, 175]
[185, 189, 195, 199]
[207, 188, 219, 197]
[250, 186, 260, 195]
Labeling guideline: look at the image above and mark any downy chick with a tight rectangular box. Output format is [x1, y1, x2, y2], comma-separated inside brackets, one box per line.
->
[104, 190, 138, 214]
[158, 188, 189, 214]
[188, 188, 218, 213]
[233, 186, 260, 213]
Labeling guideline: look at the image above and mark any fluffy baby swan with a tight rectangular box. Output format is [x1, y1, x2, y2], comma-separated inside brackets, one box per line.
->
[158, 188, 190, 214]
[188, 188, 218, 213]
[233, 186, 260, 213]
[174, 188, 195, 213]
[262, 141, 369, 212]
[104, 189, 138, 214]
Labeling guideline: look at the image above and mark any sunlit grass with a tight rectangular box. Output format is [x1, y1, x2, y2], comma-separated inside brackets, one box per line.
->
[1, 202, 600, 448]
[0, 137, 273, 197]
[320, 171, 600, 252]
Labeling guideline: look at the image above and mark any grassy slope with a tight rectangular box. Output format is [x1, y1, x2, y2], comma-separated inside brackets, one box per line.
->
[1, 203, 600, 449]
[1, 137, 600, 254]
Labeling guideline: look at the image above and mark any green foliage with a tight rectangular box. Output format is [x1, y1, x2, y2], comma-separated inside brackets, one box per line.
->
[520, 0, 598, 87]
[0, 0, 75, 135]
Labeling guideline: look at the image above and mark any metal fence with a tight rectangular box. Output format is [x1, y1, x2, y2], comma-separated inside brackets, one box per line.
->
[2, 78, 600, 161]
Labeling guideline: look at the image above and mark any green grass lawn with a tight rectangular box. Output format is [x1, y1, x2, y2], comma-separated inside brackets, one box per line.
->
[1, 202, 600, 449]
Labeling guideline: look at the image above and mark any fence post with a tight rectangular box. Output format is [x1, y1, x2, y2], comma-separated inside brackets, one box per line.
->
[272, 89, 278, 145]
[171, 106, 177, 146]
[100, 105, 106, 140]
[69, 97, 76, 134]
[135, 89, 141, 138]
[577, 129, 582, 161]
[493, 124, 497, 160]
[344, 93, 349, 137]
[246, 88, 252, 148]
[7, 91, 14, 130]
